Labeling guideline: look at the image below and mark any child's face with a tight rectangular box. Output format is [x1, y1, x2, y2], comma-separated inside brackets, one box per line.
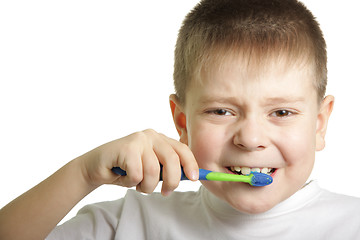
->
[175, 56, 333, 214]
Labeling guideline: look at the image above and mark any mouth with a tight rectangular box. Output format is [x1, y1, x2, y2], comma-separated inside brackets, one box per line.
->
[227, 166, 276, 176]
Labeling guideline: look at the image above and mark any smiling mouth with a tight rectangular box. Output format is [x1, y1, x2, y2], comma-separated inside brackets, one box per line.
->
[227, 166, 276, 176]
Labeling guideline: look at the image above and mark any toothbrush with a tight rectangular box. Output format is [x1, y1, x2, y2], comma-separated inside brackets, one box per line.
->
[111, 167, 272, 187]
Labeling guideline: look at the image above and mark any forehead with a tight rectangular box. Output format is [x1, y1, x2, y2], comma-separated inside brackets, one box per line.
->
[186, 52, 317, 104]
[200, 47, 315, 83]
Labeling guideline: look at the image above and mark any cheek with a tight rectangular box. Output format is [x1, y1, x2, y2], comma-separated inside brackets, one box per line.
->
[276, 124, 316, 177]
[187, 121, 226, 168]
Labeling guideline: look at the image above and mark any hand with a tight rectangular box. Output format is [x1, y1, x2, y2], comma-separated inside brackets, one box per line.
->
[80, 129, 199, 196]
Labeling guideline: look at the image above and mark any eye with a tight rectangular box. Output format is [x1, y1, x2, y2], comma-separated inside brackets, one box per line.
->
[271, 109, 293, 118]
[207, 109, 232, 116]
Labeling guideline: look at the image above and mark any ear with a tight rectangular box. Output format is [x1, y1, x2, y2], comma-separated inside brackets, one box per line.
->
[169, 94, 188, 144]
[316, 95, 335, 151]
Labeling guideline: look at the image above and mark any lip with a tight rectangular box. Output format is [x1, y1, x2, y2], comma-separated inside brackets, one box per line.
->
[270, 168, 278, 177]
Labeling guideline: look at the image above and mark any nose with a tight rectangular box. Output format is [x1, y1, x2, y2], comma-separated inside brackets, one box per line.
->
[233, 119, 267, 151]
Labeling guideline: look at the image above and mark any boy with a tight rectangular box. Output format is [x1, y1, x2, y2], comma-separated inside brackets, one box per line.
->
[1, 0, 360, 239]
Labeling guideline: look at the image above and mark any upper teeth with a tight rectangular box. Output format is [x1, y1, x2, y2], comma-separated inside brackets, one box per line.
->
[230, 166, 273, 175]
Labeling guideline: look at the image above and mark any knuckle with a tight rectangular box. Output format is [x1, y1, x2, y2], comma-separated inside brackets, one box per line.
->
[130, 129, 158, 144]
[132, 131, 147, 142]
[176, 142, 190, 155]
[143, 128, 157, 136]
[128, 170, 143, 185]
[167, 153, 180, 165]
[178, 141, 193, 155]
[158, 132, 168, 139]
[180, 141, 191, 151]
[144, 164, 160, 177]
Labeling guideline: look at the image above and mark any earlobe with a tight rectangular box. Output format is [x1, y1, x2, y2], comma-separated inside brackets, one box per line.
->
[169, 94, 188, 144]
[316, 95, 335, 151]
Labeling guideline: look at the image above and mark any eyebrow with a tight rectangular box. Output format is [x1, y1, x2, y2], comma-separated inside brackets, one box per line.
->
[264, 97, 306, 104]
[199, 96, 239, 104]
[198, 95, 306, 106]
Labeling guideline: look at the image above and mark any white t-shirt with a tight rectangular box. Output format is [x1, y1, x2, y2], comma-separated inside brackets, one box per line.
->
[47, 181, 360, 239]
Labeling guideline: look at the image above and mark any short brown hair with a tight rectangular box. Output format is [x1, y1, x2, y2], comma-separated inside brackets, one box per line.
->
[174, 0, 327, 104]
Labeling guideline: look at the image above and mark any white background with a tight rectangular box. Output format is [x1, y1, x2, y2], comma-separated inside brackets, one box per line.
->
[0, 1, 359, 223]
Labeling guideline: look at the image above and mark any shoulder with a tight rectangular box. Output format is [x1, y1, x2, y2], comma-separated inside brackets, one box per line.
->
[301, 182, 360, 218]
[297, 181, 360, 213]
[317, 188, 360, 211]
[47, 198, 125, 239]
[306, 186, 360, 238]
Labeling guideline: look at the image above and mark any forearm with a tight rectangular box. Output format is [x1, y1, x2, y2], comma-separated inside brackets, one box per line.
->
[0, 157, 98, 240]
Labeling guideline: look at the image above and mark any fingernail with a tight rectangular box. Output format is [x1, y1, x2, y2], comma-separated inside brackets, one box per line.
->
[190, 170, 199, 181]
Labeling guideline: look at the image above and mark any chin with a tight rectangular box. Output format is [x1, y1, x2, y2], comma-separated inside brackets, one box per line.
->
[229, 196, 276, 214]
[205, 181, 279, 214]
[227, 186, 280, 214]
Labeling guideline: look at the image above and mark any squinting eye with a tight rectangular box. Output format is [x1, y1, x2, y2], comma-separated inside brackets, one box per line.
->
[209, 109, 232, 116]
[272, 110, 292, 117]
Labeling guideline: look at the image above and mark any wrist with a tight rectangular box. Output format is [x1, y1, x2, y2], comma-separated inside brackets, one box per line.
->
[72, 154, 101, 193]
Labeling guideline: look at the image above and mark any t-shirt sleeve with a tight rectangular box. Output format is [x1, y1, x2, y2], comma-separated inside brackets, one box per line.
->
[46, 198, 124, 240]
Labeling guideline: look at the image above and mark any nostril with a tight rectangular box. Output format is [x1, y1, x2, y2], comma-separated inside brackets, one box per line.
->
[236, 143, 266, 151]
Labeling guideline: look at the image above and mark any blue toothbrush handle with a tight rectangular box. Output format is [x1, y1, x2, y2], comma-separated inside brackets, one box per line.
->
[111, 166, 207, 181]
[111, 167, 127, 176]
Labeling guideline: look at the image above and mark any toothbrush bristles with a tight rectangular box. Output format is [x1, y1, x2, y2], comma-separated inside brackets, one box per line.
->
[250, 172, 273, 186]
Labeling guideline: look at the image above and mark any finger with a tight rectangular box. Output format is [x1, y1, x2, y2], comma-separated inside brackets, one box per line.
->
[152, 137, 182, 196]
[115, 150, 143, 188]
[160, 159, 181, 196]
[165, 137, 199, 181]
[136, 149, 160, 194]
